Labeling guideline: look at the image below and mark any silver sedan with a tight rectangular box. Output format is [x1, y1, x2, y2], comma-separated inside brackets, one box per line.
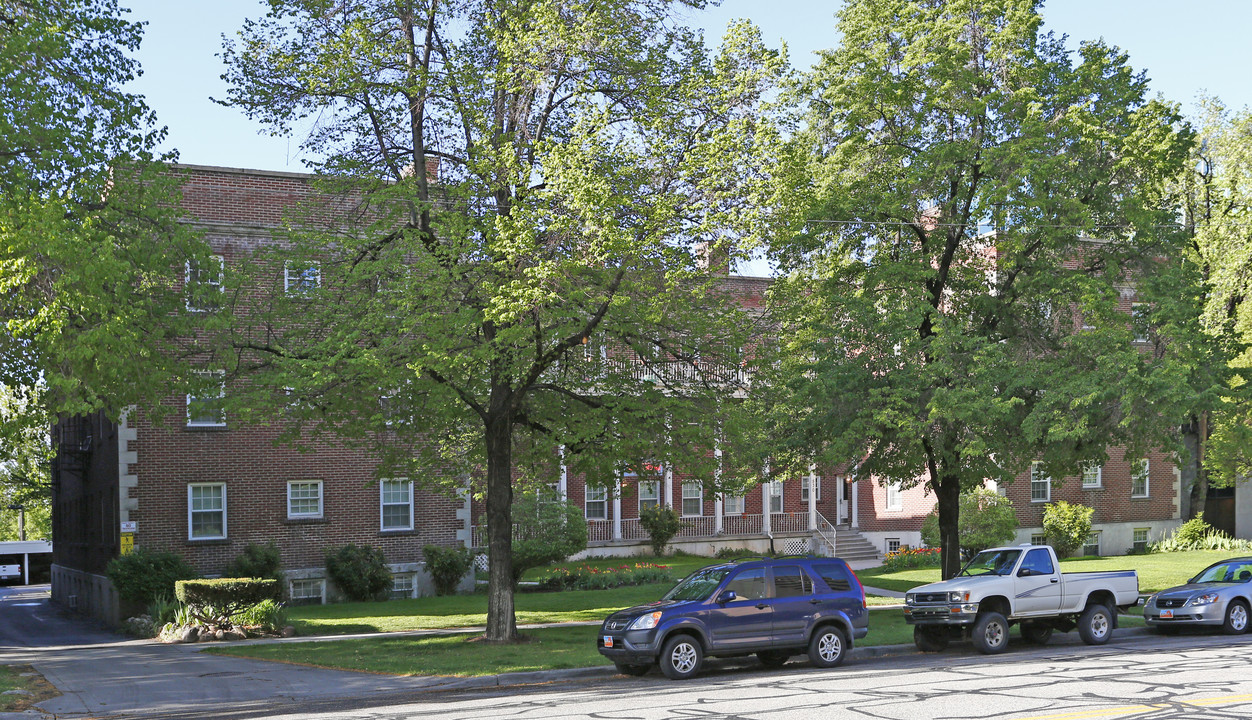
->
[1143, 557, 1252, 634]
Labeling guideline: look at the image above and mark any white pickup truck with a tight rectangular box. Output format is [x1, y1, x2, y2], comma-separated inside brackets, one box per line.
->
[903, 544, 1139, 654]
[0, 564, 22, 583]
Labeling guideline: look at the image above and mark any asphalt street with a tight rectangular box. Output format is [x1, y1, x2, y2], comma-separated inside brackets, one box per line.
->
[4, 583, 1252, 720]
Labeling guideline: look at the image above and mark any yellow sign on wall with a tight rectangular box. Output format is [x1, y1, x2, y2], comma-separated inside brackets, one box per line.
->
[120, 532, 134, 555]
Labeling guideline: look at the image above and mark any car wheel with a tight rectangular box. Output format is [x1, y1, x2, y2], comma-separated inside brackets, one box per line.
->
[808, 625, 847, 668]
[1078, 604, 1112, 645]
[757, 650, 790, 669]
[1222, 600, 1249, 635]
[913, 626, 948, 652]
[659, 635, 703, 680]
[972, 612, 1009, 654]
[614, 662, 651, 677]
[1021, 622, 1053, 645]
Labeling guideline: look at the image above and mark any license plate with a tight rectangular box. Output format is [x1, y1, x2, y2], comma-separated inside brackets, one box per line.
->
[603, 635, 614, 648]
[1160, 610, 1173, 619]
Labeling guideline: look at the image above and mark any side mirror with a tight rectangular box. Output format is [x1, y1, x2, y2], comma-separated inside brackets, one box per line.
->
[1017, 568, 1034, 577]
[717, 590, 737, 604]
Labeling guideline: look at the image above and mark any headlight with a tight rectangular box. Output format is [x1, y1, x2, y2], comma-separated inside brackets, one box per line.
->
[628, 611, 663, 630]
[905, 593, 915, 604]
[949, 591, 966, 603]
[1145, 594, 1158, 607]
[1191, 593, 1220, 606]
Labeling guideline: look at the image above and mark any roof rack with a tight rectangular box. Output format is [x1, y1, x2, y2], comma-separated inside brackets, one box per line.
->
[729, 556, 772, 563]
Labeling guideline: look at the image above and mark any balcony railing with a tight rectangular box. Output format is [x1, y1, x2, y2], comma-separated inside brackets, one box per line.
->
[469, 510, 820, 549]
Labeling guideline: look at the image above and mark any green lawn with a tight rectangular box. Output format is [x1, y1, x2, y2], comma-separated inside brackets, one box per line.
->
[0, 665, 58, 713]
[857, 550, 1237, 594]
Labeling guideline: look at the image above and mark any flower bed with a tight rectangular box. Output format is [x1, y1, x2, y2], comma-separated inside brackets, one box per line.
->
[882, 547, 941, 571]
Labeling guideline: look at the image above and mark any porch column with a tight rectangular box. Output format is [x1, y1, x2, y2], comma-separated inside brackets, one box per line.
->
[807, 463, 818, 531]
[664, 465, 674, 508]
[613, 476, 622, 540]
[557, 445, 568, 499]
[851, 474, 859, 529]
[761, 482, 772, 534]
[714, 440, 724, 534]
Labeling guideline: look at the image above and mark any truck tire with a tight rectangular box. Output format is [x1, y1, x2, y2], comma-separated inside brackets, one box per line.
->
[914, 626, 948, 652]
[659, 635, 703, 680]
[1222, 600, 1249, 635]
[808, 625, 847, 668]
[1078, 604, 1112, 645]
[1021, 622, 1052, 645]
[972, 612, 1009, 654]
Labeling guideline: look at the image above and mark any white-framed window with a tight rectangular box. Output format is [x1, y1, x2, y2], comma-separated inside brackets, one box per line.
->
[1030, 462, 1050, 502]
[186, 370, 226, 427]
[287, 480, 323, 519]
[723, 494, 744, 515]
[1083, 530, 1102, 557]
[188, 482, 226, 540]
[585, 485, 608, 520]
[1133, 527, 1150, 553]
[380, 479, 413, 531]
[1081, 462, 1103, 489]
[1132, 303, 1150, 343]
[801, 476, 821, 502]
[391, 573, 415, 600]
[289, 578, 325, 605]
[886, 538, 901, 553]
[885, 483, 902, 511]
[638, 480, 660, 512]
[185, 254, 224, 312]
[768, 480, 784, 514]
[284, 260, 321, 294]
[1030, 533, 1046, 545]
[1131, 459, 1150, 498]
[682, 481, 703, 517]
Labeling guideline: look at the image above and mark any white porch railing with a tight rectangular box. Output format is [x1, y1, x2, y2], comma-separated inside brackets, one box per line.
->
[469, 509, 823, 549]
[814, 511, 838, 556]
[721, 513, 763, 536]
[770, 512, 810, 534]
[676, 515, 717, 537]
[587, 519, 614, 543]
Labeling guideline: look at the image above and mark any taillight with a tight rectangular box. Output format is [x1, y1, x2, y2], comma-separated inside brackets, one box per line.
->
[850, 568, 866, 608]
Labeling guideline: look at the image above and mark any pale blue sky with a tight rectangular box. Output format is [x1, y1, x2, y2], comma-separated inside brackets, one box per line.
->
[124, 0, 1252, 173]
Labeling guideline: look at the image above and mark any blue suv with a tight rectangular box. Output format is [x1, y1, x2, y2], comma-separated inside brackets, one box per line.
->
[597, 556, 868, 679]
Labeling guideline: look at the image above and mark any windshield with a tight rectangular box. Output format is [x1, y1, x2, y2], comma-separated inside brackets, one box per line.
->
[959, 549, 1022, 577]
[662, 567, 732, 602]
[1193, 561, 1252, 584]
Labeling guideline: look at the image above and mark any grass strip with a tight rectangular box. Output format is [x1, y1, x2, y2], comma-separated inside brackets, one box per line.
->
[0, 665, 60, 713]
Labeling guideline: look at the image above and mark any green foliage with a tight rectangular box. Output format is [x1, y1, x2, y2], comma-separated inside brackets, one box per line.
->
[423, 545, 473, 596]
[1042, 502, 1095, 559]
[638, 505, 684, 556]
[511, 494, 589, 584]
[536, 562, 673, 591]
[0, 386, 51, 542]
[759, 0, 1192, 578]
[325, 545, 391, 602]
[919, 488, 1019, 557]
[232, 599, 287, 632]
[106, 548, 200, 607]
[215, 0, 788, 640]
[224, 543, 285, 584]
[147, 594, 181, 628]
[174, 578, 280, 609]
[882, 547, 942, 571]
[1151, 513, 1252, 553]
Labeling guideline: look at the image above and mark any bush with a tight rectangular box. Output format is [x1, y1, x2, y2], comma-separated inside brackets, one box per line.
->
[1042, 501, 1094, 558]
[1151, 513, 1252, 553]
[423, 544, 473, 596]
[147, 593, 181, 627]
[920, 487, 1019, 558]
[325, 544, 392, 601]
[105, 548, 200, 607]
[175, 578, 280, 609]
[536, 562, 673, 591]
[510, 492, 589, 584]
[638, 505, 685, 556]
[882, 547, 942, 571]
[232, 598, 287, 632]
[224, 542, 284, 584]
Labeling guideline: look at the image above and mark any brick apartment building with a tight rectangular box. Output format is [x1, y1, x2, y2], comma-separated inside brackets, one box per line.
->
[50, 165, 1185, 623]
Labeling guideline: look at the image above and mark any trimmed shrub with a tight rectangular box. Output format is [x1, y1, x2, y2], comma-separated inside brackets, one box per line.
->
[639, 505, 685, 556]
[920, 487, 1019, 558]
[175, 578, 279, 609]
[511, 492, 589, 584]
[325, 544, 391, 601]
[536, 562, 673, 591]
[882, 547, 942, 571]
[423, 544, 473, 596]
[106, 548, 199, 607]
[224, 542, 284, 584]
[1042, 501, 1094, 558]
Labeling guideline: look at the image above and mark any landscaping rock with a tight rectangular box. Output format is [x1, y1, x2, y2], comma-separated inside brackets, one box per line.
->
[221, 630, 246, 641]
[178, 626, 200, 643]
[280, 626, 296, 638]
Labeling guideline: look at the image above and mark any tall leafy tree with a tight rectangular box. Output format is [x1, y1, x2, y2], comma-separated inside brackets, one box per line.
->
[216, 0, 786, 641]
[0, 385, 52, 541]
[1, 1, 205, 433]
[763, 0, 1192, 578]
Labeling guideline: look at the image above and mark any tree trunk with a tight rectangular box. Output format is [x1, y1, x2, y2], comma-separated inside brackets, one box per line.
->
[1186, 413, 1209, 519]
[936, 474, 962, 580]
[484, 406, 517, 642]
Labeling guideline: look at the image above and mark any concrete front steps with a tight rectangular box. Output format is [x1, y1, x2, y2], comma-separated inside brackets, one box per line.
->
[829, 527, 881, 564]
